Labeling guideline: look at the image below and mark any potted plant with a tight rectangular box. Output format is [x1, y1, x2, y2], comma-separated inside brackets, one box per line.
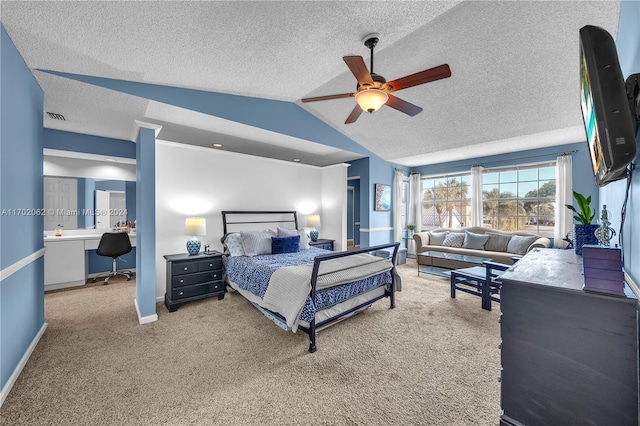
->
[566, 191, 598, 254]
[405, 223, 416, 237]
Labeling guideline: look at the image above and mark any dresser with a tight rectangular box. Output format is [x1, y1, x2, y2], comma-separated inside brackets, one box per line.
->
[309, 239, 334, 250]
[163, 252, 225, 312]
[498, 249, 639, 425]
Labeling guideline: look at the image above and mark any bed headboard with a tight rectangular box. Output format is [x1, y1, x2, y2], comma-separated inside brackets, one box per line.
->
[221, 211, 298, 235]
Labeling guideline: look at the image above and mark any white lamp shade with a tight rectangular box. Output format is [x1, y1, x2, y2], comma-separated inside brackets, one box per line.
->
[184, 217, 206, 236]
[355, 89, 388, 112]
[307, 214, 321, 228]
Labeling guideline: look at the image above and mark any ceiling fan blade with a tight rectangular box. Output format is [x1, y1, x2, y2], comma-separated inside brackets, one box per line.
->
[345, 104, 364, 124]
[343, 56, 373, 84]
[386, 94, 423, 116]
[301, 93, 354, 103]
[386, 64, 451, 92]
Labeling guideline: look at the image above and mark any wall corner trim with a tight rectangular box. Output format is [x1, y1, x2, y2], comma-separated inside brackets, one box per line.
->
[130, 120, 163, 142]
[134, 298, 158, 325]
[0, 322, 48, 408]
[0, 248, 45, 282]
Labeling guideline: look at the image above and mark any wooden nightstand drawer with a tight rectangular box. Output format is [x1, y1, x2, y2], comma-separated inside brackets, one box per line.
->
[173, 281, 224, 300]
[173, 270, 222, 288]
[199, 257, 222, 271]
[172, 261, 199, 275]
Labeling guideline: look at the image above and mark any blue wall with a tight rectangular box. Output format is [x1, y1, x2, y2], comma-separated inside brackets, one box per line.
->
[44, 128, 135, 159]
[603, 0, 640, 284]
[0, 25, 45, 392]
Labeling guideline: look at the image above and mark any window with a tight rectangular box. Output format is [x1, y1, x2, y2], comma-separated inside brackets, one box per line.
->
[482, 163, 555, 237]
[417, 162, 556, 237]
[420, 173, 471, 230]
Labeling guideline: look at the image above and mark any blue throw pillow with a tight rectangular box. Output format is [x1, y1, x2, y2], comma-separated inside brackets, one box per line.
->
[271, 235, 300, 254]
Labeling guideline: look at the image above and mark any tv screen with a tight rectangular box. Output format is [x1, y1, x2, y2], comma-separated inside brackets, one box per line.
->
[579, 25, 636, 187]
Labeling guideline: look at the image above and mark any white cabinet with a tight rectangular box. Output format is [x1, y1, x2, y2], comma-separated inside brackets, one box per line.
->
[44, 239, 85, 290]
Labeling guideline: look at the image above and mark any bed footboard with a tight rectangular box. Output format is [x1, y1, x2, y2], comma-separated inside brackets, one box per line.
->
[305, 242, 400, 353]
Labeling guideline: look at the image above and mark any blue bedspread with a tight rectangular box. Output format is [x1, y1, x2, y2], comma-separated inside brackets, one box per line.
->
[223, 248, 391, 323]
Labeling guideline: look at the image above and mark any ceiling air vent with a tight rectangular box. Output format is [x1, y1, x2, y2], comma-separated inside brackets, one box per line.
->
[46, 112, 66, 121]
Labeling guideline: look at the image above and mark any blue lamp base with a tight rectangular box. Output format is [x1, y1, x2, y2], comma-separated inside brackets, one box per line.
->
[310, 229, 318, 242]
[186, 237, 201, 255]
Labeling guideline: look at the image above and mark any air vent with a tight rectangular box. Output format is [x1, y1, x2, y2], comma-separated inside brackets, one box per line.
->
[46, 112, 66, 121]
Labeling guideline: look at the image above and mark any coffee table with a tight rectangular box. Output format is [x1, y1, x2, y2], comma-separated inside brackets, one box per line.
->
[417, 251, 493, 277]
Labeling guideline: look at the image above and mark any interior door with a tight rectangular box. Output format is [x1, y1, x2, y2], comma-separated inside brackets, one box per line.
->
[44, 177, 78, 231]
[95, 190, 110, 229]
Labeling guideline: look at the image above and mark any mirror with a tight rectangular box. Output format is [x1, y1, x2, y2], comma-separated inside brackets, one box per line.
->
[43, 150, 136, 231]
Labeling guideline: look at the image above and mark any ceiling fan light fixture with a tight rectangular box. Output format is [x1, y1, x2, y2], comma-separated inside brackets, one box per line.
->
[355, 88, 388, 113]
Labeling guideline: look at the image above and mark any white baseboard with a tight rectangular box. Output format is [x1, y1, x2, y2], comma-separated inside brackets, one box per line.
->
[0, 322, 48, 408]
[134, 298, 158, 324]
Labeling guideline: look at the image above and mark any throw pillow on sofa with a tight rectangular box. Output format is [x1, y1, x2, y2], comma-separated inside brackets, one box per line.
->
[442, 232, 465, 248]
[507, 235, 538, 255]
[485, 233, 512, 252]
[462, 231, 490, 250]
[428, 231, 449, 246]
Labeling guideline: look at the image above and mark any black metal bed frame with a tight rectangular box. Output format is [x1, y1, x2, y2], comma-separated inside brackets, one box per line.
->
[221, 210, 400, 353]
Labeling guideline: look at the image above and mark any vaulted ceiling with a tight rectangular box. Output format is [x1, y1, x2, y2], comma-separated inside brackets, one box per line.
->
[1, 1, 622, 166]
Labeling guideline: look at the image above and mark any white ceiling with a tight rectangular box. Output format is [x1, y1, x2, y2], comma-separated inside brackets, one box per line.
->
[0, 1, 622, 167]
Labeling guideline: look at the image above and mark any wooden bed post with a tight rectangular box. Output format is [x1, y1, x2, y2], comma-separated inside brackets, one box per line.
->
[308, 321, 317, 353]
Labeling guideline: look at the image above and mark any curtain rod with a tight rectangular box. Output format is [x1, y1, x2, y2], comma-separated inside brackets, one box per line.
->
[415, 149, 579, 173]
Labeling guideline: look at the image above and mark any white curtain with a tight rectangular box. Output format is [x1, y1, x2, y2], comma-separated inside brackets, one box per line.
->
[555, 154, 573, 248]
[409, 173, 422, 233]
[471, 165, 484, 227]
[393, 170, 404, 243]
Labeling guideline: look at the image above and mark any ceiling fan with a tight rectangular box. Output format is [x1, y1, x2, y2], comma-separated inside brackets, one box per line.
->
[301, 33, 451, 124]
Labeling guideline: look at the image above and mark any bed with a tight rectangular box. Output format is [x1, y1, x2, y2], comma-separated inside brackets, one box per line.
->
[221, 211, 401, 352]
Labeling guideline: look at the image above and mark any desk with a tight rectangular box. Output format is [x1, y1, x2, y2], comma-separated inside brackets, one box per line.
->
[44, 231, 136, 291]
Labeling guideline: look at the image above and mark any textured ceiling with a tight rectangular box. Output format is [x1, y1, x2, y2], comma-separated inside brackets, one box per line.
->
[0, 1, 622, 167]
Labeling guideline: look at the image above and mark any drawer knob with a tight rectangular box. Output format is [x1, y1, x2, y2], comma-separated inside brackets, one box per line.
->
[179, 279, 184, 283]
[209, 263, 213, 267]
[179, 291, 184, 296]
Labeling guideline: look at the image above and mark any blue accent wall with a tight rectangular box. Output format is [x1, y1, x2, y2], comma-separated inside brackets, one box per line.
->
[44, 128, 135, 159]
[603, 0, 640, 284]
[0, 24, 45, 392]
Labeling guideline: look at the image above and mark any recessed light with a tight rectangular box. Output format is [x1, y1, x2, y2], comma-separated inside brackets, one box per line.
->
[212, 143, 223, 148]
[104, 158, 117, 162]
[293, 158, 301, 162]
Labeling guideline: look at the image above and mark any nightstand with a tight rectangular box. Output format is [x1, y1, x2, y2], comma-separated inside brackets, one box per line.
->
[163, 251, 225, 312]
[309, 239, 334, 251]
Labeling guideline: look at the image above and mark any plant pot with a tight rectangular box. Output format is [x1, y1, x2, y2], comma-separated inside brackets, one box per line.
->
[574, 224, 600, 255]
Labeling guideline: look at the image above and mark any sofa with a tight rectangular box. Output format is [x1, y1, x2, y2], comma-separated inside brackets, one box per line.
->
[413, 226, 551, 269]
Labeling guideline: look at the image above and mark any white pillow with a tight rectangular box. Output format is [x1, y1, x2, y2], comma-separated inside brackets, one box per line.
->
[428, 231, 449, 246]
[223, 233, 245, 257]
[276, 227, 310, 250]
[442, 232, 465, 248]
[241, 229, 276, 256]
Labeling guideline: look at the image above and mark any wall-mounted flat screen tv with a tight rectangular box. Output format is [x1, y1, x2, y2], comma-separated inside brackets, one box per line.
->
[579, 25, 636, 187]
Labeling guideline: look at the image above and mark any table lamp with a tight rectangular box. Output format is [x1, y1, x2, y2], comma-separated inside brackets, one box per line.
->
[307, 214, 321, 242]
[184, 217, 206, 255]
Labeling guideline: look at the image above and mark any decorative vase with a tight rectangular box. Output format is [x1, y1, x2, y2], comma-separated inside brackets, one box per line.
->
[574, 224, 600, 255]
[186, 237, 201, 255]
[310, 229, 319, 242]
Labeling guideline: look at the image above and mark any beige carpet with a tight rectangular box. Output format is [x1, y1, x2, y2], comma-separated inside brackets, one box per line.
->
[1, 260, 501, 425]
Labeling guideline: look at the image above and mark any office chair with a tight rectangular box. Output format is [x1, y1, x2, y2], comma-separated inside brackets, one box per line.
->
[93, 232, 133, 285]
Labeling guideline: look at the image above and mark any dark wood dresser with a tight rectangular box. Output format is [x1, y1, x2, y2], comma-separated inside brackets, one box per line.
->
[163, 252, 225, 312]
[498, 248, 639, 425]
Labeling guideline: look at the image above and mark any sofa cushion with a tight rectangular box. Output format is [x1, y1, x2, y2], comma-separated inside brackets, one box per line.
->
[428, 231, 449, 246]
[485, 233, 512, 252]
[507, 235, 538, 255]
[442, 232, 465, 248]
[462, 231, 490, 250]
